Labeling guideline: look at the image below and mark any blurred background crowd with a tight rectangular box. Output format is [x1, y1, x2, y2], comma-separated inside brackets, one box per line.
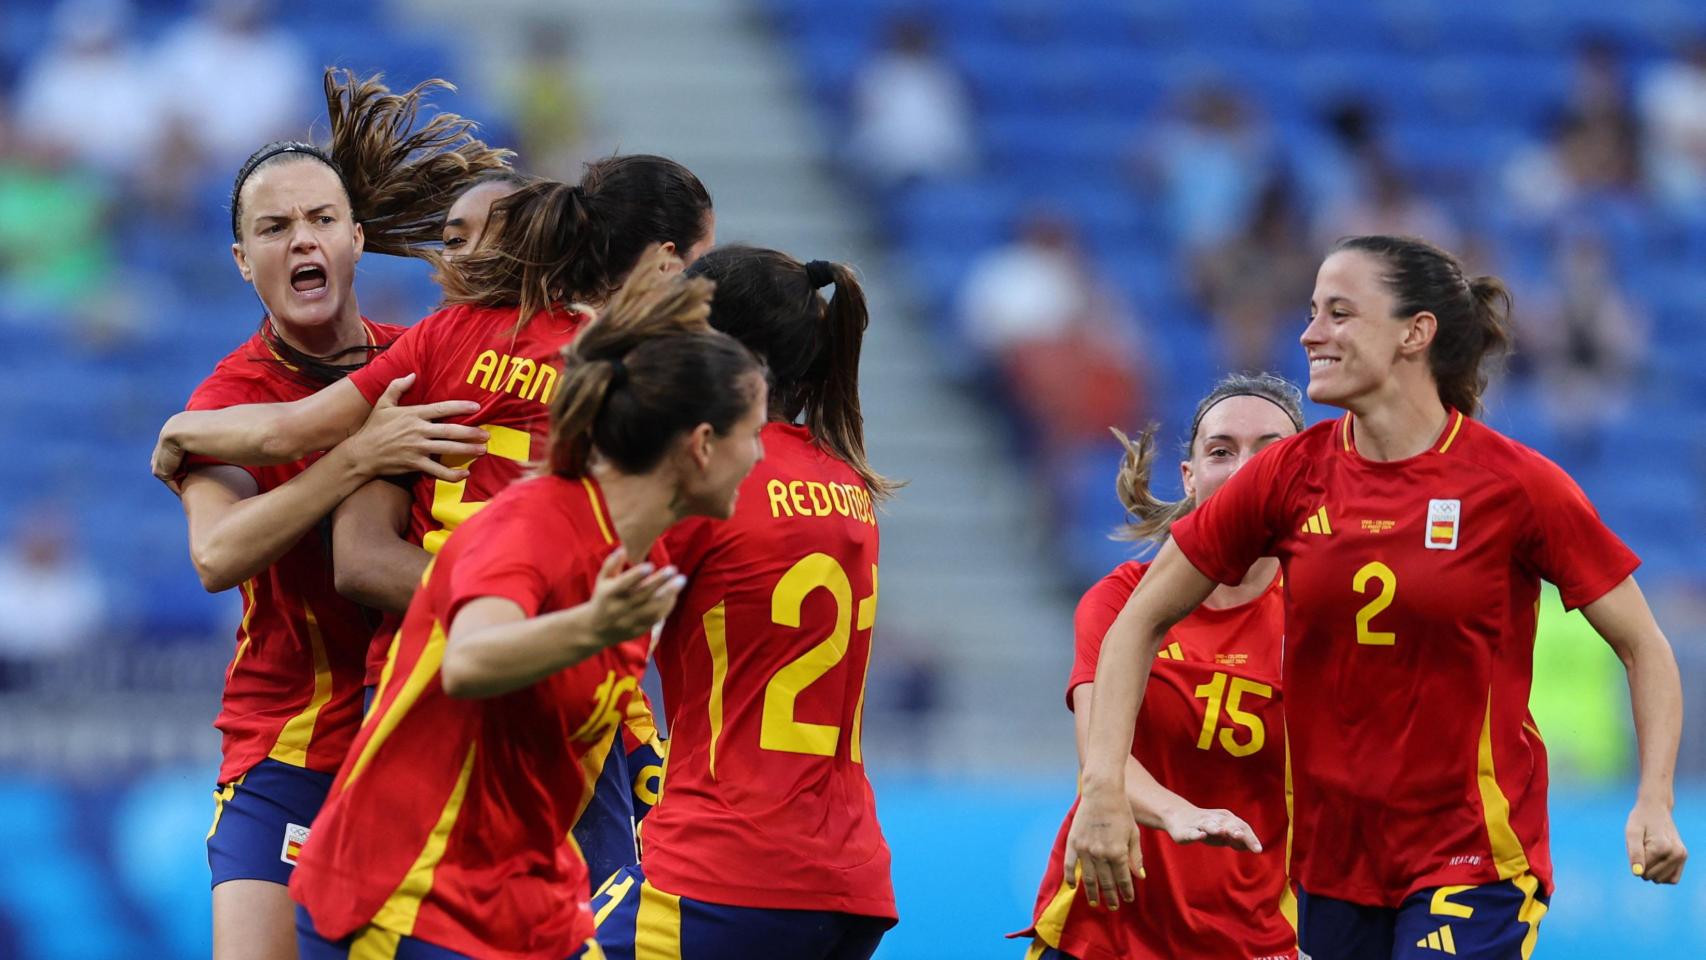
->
[1, 0, 1704, 956]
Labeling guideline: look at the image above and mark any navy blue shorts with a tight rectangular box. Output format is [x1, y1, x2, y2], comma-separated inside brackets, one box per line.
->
[1019, 942, 1072, 960]
[1297, 875, 1549, 960]
[628, 737, 666, 823]
[206, 758, 333, 887]
[295, 907, 605, 959]
[574, 739, 641, 894]
[591, 863, 892, 960]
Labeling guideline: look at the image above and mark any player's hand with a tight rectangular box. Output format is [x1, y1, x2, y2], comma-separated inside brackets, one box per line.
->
[151, 421, 188, 494]
[1158, 803, 1263, 853]
[345, 375, 487, 482]
[588, 547, 685, 648]
[1626, 797, 1687, 884]
[1065, 784, 1143, 910]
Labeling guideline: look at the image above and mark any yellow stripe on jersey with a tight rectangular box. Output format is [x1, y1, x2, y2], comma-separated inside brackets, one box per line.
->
[1438, 410, 1466, 453]
[1340, 414, 1354, 451]
[851, 565, 879, 764]
[1476, 690, 1532, 879]
[623, 687, 660, 746]
[364, 629, 405, 730]
[582, 477, 615, 545]
[1023, 940, 1049, 960]
[703, 602, 728, 780]
[371, 742, 478, 935]
[226, 580, 258, 682]
[1513, 871, 1548, 958]
[348, 926, 402, 960]
[1031, 873, 1076, 947]
[635, 879, 684, 960]
[269, 600, 334, 767]
[346, 620, 450, 789]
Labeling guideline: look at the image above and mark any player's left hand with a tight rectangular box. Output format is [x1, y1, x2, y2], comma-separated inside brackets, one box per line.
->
[1160, 804, 1263, 853]
[1626, 798, 1687, 884]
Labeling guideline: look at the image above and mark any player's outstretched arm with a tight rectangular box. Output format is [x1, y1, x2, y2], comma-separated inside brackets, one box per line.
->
[1066, 540, 1216, 909]
[1071, 685, 1262, 854]
[152, 376, 486, 488]
[332, 479, 430, 612]
[441, 549, 685, 700]
[1581, 575, 1689, 885]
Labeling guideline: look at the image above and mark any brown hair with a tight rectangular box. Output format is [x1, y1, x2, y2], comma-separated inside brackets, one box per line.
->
[1332, 235, 1513, 417]
[231, 69, 514, 252]
[1114, 373, 1305, 543]
[438, 154, 713, 326]
[548, 254, 761, 478]
[684, 246, 896, 500]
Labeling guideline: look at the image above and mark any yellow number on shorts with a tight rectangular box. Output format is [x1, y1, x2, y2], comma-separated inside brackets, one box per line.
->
[1193, 672, 1273, 758]
[1354, 561, 1398, 646]
[423, 423, 532, 554]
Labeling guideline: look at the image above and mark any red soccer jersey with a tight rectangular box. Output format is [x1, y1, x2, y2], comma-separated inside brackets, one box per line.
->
[345, 303, 592, 683]
[644, 423, 896, 918]
[290, 474, 658, 958]
[1023, 562, 1296, 960]
[185, 320, 404, 784]
[1170, 410, 1639, 907]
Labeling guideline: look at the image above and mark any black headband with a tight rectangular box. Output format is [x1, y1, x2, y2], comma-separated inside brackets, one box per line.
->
[803, 260, 835, 289]
[1189, 390, 1306, 443]
[230, 142, 343, 239]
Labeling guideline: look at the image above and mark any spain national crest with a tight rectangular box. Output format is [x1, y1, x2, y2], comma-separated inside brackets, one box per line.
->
[1426, 499, 1461, 550]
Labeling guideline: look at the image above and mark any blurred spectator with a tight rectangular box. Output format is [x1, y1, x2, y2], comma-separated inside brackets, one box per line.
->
[15, 0, 162, 174]
[1150, 84, 1272, 253]
[153, 0, 312, 167]
[1290, 99, 1381, 219]
[0, 510, 107, 690]
[958, 212, 1146, 468]
[500, 19, 591, 180]
[1317, 156, 1460, 251]
[1512, 227, 1648, 460]
[1192, 175, 1316, 372]
[0, 92, 116, 319]
[1503, 38, 1644, 220]
[848, 16, 976, 185]
[1640, 38, 1706, 207]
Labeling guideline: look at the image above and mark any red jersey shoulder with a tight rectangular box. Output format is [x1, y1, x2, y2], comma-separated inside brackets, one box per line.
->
[1074, 560, 1147, 647]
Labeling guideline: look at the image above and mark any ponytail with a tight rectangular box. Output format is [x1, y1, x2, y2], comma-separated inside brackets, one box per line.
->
[1111, 426, 1193, 543]
[440, 154, 713, 326]
[548, 252, 760, 478]
[685, 246, 898, 501]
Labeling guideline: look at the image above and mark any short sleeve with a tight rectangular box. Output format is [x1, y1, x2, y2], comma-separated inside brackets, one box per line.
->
[346, 314, 430, 404]
[1516, 454, 1640, 610]
[1169, 439, 1291, 586]
[1066, 566, 1144, 710]
[444, 508, 563, 623]
[181, 375, 265, 484]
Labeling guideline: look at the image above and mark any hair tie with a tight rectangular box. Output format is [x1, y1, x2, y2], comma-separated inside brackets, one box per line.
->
[803, 260, 835, 290]
[606, 356, 628, 389]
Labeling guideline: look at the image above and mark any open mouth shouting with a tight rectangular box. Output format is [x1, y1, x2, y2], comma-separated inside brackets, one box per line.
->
[290, 262, 330, 300]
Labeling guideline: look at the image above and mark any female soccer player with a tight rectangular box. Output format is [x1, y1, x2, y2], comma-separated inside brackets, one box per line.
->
[1018, 373, 1303, 960]
[151, 153, 714, 895]
[590, 247, 897, 959]
[179, 71, 506, 960]
[289, 267, 769, 960]
[1069, 236, 1687, 960]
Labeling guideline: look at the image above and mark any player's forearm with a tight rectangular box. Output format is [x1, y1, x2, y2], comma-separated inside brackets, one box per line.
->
[335, 533, 429, 613]
[1124, 756, 1193, 832]
[441, 606, 607, 700]
[1623, 634, 1684, 808]
[1080, 610, 1163, 798]
[192, 447, 373, 592]
[163, 402, 341, 466]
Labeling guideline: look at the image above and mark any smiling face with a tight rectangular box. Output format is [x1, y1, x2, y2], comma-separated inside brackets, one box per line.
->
[678, 369, 767, 520]
[442, 180, 523, 261]
[1181, 394, 1299, 504]
[230, 158, 364, 334]
[1301, 249, 1436, 411]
